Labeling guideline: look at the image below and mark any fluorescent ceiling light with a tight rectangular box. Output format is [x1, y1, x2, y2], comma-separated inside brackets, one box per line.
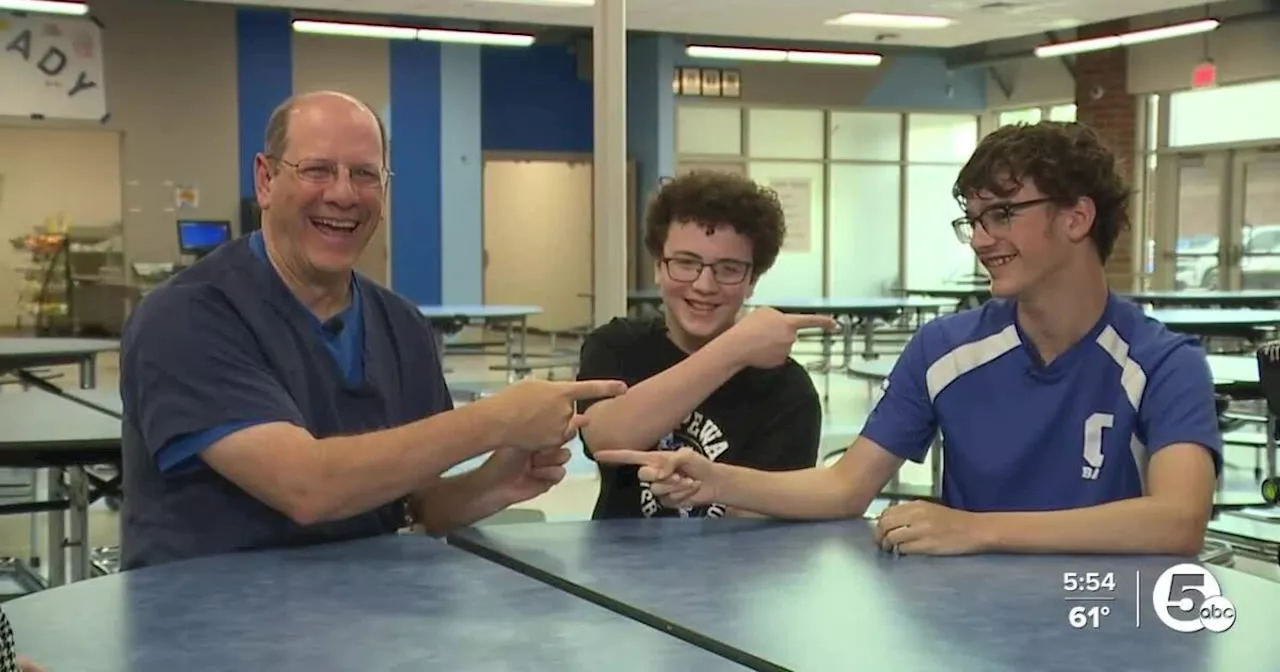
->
[1034, 19, 1219, 58]
[469, 0, 593, 5]
[291, 20, 534, 46]
[686, 45, 881, 67]
[826, 11, 953, 29]
[0, 0, 89, 15]
[419, 28, 534, 46]
[292, 20, 417, 40]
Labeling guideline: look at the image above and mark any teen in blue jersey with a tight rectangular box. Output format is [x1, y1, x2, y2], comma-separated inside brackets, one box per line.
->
[596, 121, 1221, 557]
[119, 91, 624, 569]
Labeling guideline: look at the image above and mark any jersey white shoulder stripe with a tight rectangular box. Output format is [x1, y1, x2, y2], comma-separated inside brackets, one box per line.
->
[924, 324, 1020, 402]
[1094, 325, 1148, 412]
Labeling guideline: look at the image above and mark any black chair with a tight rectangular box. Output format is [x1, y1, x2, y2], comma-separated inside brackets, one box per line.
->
[1256, 342, 1280, 503]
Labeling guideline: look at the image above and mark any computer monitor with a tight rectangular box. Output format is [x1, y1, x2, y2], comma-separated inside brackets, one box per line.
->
[177, 219, 232, 258]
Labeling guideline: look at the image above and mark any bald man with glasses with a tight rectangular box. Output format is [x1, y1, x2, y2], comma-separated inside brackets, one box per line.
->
[118, 91, 625, 569]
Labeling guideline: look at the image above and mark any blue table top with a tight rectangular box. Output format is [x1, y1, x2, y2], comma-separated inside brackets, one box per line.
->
[3, 534, 743, 672]
[417, 304, 542, 319]
[450, 518, 1280, 672]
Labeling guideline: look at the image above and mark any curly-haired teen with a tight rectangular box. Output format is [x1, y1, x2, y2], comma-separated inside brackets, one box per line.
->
[595, 124, 1222, 556]
[575, 170, 837, 520]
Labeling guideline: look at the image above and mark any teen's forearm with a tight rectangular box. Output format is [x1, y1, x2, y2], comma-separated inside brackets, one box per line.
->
[581, 339, 744, 453]
[975, 496, 1209, 556]
[712, 463, 867, 520]
[410, 466, 511, 536]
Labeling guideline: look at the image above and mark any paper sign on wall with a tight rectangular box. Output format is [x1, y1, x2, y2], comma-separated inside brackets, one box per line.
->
[174, 185, 199, 210]
[769, 178, 812, 253]
[0, 12, 107, 120]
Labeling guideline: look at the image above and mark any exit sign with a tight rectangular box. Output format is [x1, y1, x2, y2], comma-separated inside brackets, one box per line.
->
[1192, 61, 1218, 88]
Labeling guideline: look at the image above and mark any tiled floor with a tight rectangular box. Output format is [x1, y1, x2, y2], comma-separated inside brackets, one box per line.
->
[5, 326, 1279, 583]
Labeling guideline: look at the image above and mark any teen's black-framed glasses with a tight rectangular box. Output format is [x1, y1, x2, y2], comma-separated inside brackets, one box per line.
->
[661, 256, 752, 285]
[951, 197, 1055, 244]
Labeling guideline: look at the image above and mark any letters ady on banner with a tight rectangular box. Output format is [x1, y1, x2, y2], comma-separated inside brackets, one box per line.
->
[0, 12, 106, 121]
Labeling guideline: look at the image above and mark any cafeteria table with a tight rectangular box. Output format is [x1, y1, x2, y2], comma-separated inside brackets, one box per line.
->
[0, 337, 118, 388]
[451, 518, 1280, 672]
[1125, 289, 1280, 309]
[2, 534, 743, 672]
[1147, 308, 1280, 341]
[0, 389, 122, 586]
[417, 304, 542, 375]
[756, 296, 955, 365]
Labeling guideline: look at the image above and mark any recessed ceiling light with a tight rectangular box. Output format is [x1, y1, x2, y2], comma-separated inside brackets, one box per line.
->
[826, 11, 954, 29]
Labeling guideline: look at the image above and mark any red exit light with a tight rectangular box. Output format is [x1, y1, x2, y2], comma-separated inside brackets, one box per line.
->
[1192, 62, 1218, 88]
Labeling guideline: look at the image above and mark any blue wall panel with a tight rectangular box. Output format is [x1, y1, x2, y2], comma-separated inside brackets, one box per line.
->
[235, 8, 292, 201]
[481, 44, 593, 153]
[389, 40, 443, 305]
[627, 35, 678, 223]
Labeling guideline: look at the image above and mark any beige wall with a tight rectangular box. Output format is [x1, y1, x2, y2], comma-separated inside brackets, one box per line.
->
[1129, 14, 1280, 94]
[292, 34, 392, 285]
[0, 0, 239, 328]
[0, 0, 240, 262]
[93, 0, 240, 264]
[986, 11, 1280, 107]
[0, 128, 122, 327]
[984, 34, 1076, 109]
[0, 0, 402, 328]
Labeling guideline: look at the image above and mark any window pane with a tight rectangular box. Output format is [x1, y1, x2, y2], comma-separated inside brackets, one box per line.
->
[907, 114, 978, 163]
[1048, 104, 1076, 122]
[1147, 94, 1160, 152]
[829, 164, 900, 296]
[747, 161, 825, 299]
[829, 111, 901, 161]
[747, 108, 824, 160]
[677, 105, 741, 155]
[997, 108, 1041, 127]
[1170, 80, 1280, 147]
[904, 165, 974, 288]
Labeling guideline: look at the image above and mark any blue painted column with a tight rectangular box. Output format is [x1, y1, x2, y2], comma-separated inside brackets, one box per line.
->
[626, 34, 677, 225]
[439, 45, 483, 305]
[388, 41, 482, 306]
[389, 41, 444, 305]
[235, 8, 293, 202]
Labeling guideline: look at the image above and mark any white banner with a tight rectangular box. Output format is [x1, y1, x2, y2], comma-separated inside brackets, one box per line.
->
[0, 11, 107, 121]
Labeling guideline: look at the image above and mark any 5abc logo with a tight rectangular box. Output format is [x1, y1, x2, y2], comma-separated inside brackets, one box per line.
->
[1151, 563, 1237, 633]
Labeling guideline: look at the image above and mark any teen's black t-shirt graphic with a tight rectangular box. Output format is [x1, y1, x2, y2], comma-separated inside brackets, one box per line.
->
[643, 411, 731, 518]
[575, 316, 822, 520]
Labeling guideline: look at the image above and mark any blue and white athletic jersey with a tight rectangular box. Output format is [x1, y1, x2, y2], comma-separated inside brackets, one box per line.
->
[861, 293, 1223, 512]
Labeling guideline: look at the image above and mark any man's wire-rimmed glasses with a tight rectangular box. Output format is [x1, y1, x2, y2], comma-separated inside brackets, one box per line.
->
[274, 157, 392, 191]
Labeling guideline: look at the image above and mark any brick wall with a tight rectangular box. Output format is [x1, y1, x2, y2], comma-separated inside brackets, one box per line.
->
[1072, 20, 1138, 291]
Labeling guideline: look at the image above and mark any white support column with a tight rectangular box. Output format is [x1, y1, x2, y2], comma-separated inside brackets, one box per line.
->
[592, 0, 628, 327]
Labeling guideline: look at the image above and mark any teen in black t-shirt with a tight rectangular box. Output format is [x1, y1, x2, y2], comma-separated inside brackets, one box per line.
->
[576, 170, 837, 519]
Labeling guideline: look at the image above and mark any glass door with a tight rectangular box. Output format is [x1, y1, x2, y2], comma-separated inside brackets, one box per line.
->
[1166, 152, 1227, 291]
[1227, 149, 1280, 290]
